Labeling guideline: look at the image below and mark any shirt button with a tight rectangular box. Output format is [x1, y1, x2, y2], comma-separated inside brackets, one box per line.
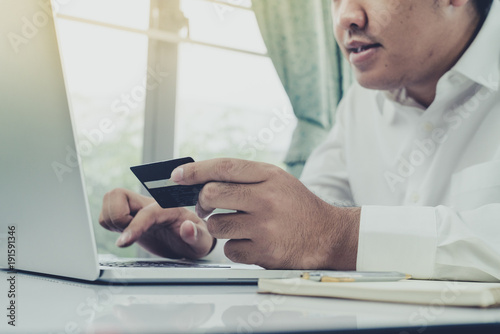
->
[422, 121, 434, 133]
[411, 193, 420, 204]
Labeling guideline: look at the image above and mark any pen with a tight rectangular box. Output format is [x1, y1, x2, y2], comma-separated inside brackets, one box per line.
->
[301, 271, 412, 283]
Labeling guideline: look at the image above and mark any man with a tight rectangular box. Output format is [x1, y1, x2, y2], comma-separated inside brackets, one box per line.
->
[99, 0, 500, 281]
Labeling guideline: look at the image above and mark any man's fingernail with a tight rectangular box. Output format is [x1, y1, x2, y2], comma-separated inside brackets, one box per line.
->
[191, 221, 198, 241]
[116, 231, 131, 247]
[184, 220, 198, 241]
[171, 167, 184, 183]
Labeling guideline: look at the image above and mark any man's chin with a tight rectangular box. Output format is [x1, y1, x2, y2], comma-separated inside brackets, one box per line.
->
[354, 71, 401, 92]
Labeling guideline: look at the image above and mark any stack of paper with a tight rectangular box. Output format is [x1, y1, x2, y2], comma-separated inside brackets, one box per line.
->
[258, 278, 500, 308]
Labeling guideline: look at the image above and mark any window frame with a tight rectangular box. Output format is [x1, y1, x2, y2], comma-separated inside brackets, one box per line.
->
[55, 0, 267, 165]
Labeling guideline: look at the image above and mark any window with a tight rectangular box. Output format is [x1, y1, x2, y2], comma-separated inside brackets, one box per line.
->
[54, 0, 294, 256]
[176, 0, 295, 163]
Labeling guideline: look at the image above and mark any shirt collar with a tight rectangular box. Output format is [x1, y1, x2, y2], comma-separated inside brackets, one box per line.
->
[377, 0, 500, 115]
[383, 89, 424, 110]
[375, 88, 423, 124]
[452, 0, 500, 91]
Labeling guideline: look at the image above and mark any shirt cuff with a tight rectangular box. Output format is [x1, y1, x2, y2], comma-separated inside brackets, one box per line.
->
[357, 206, 437, 279]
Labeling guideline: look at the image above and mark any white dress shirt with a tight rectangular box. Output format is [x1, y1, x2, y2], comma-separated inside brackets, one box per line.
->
[301, 1, 500, 281]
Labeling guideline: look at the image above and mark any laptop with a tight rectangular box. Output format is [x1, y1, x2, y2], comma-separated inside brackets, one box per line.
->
[0, 0, 300, 283]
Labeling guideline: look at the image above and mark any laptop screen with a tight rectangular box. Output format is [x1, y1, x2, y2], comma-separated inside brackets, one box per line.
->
[0, 0, 100, 280]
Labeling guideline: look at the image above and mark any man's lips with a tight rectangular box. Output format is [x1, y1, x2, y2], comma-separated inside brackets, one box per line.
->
[345, 41, 383, 67]
[346, 42, 382, 54]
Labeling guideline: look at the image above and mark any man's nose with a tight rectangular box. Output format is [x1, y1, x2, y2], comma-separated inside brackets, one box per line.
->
[334, 0, 367, 32]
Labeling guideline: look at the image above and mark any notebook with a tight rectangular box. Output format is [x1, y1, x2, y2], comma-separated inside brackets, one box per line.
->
[0, 0, 301, 283]
[258, 278, 500, 308]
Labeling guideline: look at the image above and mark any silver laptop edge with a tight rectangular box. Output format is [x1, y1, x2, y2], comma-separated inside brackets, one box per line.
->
[1, 0, 100, 281]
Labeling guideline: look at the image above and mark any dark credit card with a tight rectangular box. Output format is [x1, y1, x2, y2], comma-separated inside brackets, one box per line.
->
[130, 157, 204, 209]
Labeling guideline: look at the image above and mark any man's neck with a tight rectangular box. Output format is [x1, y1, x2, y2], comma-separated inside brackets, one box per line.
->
[405, 84, 438, 109]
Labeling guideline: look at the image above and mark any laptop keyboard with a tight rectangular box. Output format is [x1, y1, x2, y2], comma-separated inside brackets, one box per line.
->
[100, 260, 231, 269]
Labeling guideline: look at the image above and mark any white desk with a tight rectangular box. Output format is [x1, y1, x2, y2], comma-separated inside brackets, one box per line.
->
[1, 270, 500, 333]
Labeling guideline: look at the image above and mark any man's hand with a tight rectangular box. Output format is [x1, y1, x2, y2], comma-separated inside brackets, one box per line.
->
[99, 188, 215, 260]
[171, 158, 361, 270]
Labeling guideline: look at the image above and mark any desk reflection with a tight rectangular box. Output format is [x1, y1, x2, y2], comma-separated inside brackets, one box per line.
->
[90, 303, 214, 333]
[2, 271, 500, 334]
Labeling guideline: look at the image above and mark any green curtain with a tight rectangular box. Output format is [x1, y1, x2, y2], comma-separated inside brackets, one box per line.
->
[252, 0, 352, 177]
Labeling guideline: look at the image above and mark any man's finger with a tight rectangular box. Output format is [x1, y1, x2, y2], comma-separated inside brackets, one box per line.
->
[105, 188, 143, 230]
[98, 208, 114, 231]
[206, 212, 253, 239]
[171, 158, 277, 185]
[99, 218, 119, 233]
[115, 203, 180, 247]
[100, 191, 126, 232]
[179, 220, 215, 258]
[223, 239, 257, 265]
[115, 209, 155, 247]
[195, 182, 263, 218]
